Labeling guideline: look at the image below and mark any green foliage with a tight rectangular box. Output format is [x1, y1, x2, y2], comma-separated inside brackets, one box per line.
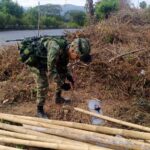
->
[0, 0, 86, 30]
[65, 22, 79, 28]
[21, 8, 38, 28]
[0, 0, 23, 17]
[64, 10, 86, 26]
[0, 0, 23, 29]
[0, 12, 17, 29]
[139, 1, 147, 9]
[95, 0, 119, 20]
[0, 11, 7, 28]
[40, 16, 63, 28]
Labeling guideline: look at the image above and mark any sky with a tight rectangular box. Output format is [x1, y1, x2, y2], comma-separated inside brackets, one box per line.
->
[13, 0, 150, 7]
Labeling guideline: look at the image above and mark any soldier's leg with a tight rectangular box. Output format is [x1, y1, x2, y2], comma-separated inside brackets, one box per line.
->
[36, 70, 48, 107]
[31, 67, 48, 118]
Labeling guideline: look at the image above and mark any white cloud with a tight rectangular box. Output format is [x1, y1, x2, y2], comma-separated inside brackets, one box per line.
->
[14, 0, 87, 7]
[131, 0, 150, 6]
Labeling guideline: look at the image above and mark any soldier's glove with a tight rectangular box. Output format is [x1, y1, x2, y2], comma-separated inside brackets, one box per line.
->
[66, 75, 74, 86]
[61, 83, 71, 91]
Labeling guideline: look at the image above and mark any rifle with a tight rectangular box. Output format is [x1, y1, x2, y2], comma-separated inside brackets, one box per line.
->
[5, 35, 66, 42]
[6, 39, 23, 42]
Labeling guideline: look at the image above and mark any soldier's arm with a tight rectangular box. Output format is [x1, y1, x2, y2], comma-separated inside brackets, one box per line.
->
[47, 41, 64, 85]
[64, 66, 74, 85]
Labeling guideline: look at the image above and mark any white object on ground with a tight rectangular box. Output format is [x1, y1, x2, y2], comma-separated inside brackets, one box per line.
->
[88, 99, 105, 125]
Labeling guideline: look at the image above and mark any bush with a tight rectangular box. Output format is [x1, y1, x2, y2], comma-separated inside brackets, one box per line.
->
[64, 10, 86, 26]
[66, 22, 79, 28]
[0, 12, 17, 29]
[40, 16, 63, 28]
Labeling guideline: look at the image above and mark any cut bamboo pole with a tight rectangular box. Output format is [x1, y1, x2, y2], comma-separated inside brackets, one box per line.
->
[0, 122, 102, 148]
[24, 124, 150, 150]
[74, 107, 150, 132]
[146, 140, 150, 143]
[0, 129, 108, 150]
[0, 145, 20, 150]
[0, 114, 149, 150]
[0, 129, 62, 144]
[17, 115, 150, 140]
[0, 136, 111, 150]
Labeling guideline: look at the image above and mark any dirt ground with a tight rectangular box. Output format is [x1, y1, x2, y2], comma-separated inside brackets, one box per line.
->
[0, 46, 149, 127]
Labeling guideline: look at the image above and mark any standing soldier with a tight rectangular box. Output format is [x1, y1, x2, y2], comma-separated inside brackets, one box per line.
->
[19, 36, 91, 118]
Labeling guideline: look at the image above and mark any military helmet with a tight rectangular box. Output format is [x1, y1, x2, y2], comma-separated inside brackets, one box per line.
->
[70, 38, 91, 63]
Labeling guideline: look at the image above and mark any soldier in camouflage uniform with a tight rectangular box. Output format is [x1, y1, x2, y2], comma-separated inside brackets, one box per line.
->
[19, 36, 91, 118]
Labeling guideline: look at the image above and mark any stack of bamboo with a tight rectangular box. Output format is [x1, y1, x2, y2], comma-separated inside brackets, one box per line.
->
[0, 107, 150, 150]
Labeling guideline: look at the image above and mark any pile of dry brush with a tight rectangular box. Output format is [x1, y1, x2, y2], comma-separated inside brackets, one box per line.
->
[0, 9, 150, 125]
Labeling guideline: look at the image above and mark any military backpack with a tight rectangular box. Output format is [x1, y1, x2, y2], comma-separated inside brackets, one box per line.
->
[18, 36, 67, 67]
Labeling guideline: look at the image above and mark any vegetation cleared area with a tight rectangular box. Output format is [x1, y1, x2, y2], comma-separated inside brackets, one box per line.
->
[0, 0, 150, 149]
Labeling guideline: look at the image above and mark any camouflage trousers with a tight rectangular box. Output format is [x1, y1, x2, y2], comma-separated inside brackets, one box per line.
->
[30, 67, 63, 106]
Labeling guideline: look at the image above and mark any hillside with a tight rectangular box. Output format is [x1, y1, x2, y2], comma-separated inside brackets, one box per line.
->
[27, 4, 85, 16]
[61, 4, 85, 15]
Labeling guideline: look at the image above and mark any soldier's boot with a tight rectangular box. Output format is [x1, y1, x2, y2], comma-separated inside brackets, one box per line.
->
[55, 91, 70, 104]
[37, 105, 48, 119]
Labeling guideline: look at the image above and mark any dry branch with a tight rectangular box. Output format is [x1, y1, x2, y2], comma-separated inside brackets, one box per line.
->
[109, 49, 146, 62]
[74, 107, 150, 132]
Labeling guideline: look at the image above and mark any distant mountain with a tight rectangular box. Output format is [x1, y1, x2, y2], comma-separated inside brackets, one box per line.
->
[61, 4, 85, 15]
[23, 4, 85, 15]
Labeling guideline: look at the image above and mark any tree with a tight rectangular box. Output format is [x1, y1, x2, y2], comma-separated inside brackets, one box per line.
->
[0, 0, 84, 30]
[22, 8, 38, 28]
[85, 0, 94, 24]
[64, 10, 86, 26]
[95, 0, 119, 19]
[0, 0, 23, 17]
[140, 1, 147, 9]
[40, 16, 62, 28]
[0, 0, 23, 29]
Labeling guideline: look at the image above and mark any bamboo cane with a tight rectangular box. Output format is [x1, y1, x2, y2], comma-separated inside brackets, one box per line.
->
[74, 107, 150, 132]
[0, 122, 103, 148]
[0, 129, 109, 150]
[24, 124, 150, 150]
[0, 113, 149, 150]
[0, 129, 62, 144]
[146, 140, 150, 143]
[0, 136, 111, 150]
[0, 145, 20, 150]
[16, 115, 150, 140]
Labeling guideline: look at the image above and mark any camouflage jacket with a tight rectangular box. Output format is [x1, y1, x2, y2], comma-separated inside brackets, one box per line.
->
[41, 37, 70, 85]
